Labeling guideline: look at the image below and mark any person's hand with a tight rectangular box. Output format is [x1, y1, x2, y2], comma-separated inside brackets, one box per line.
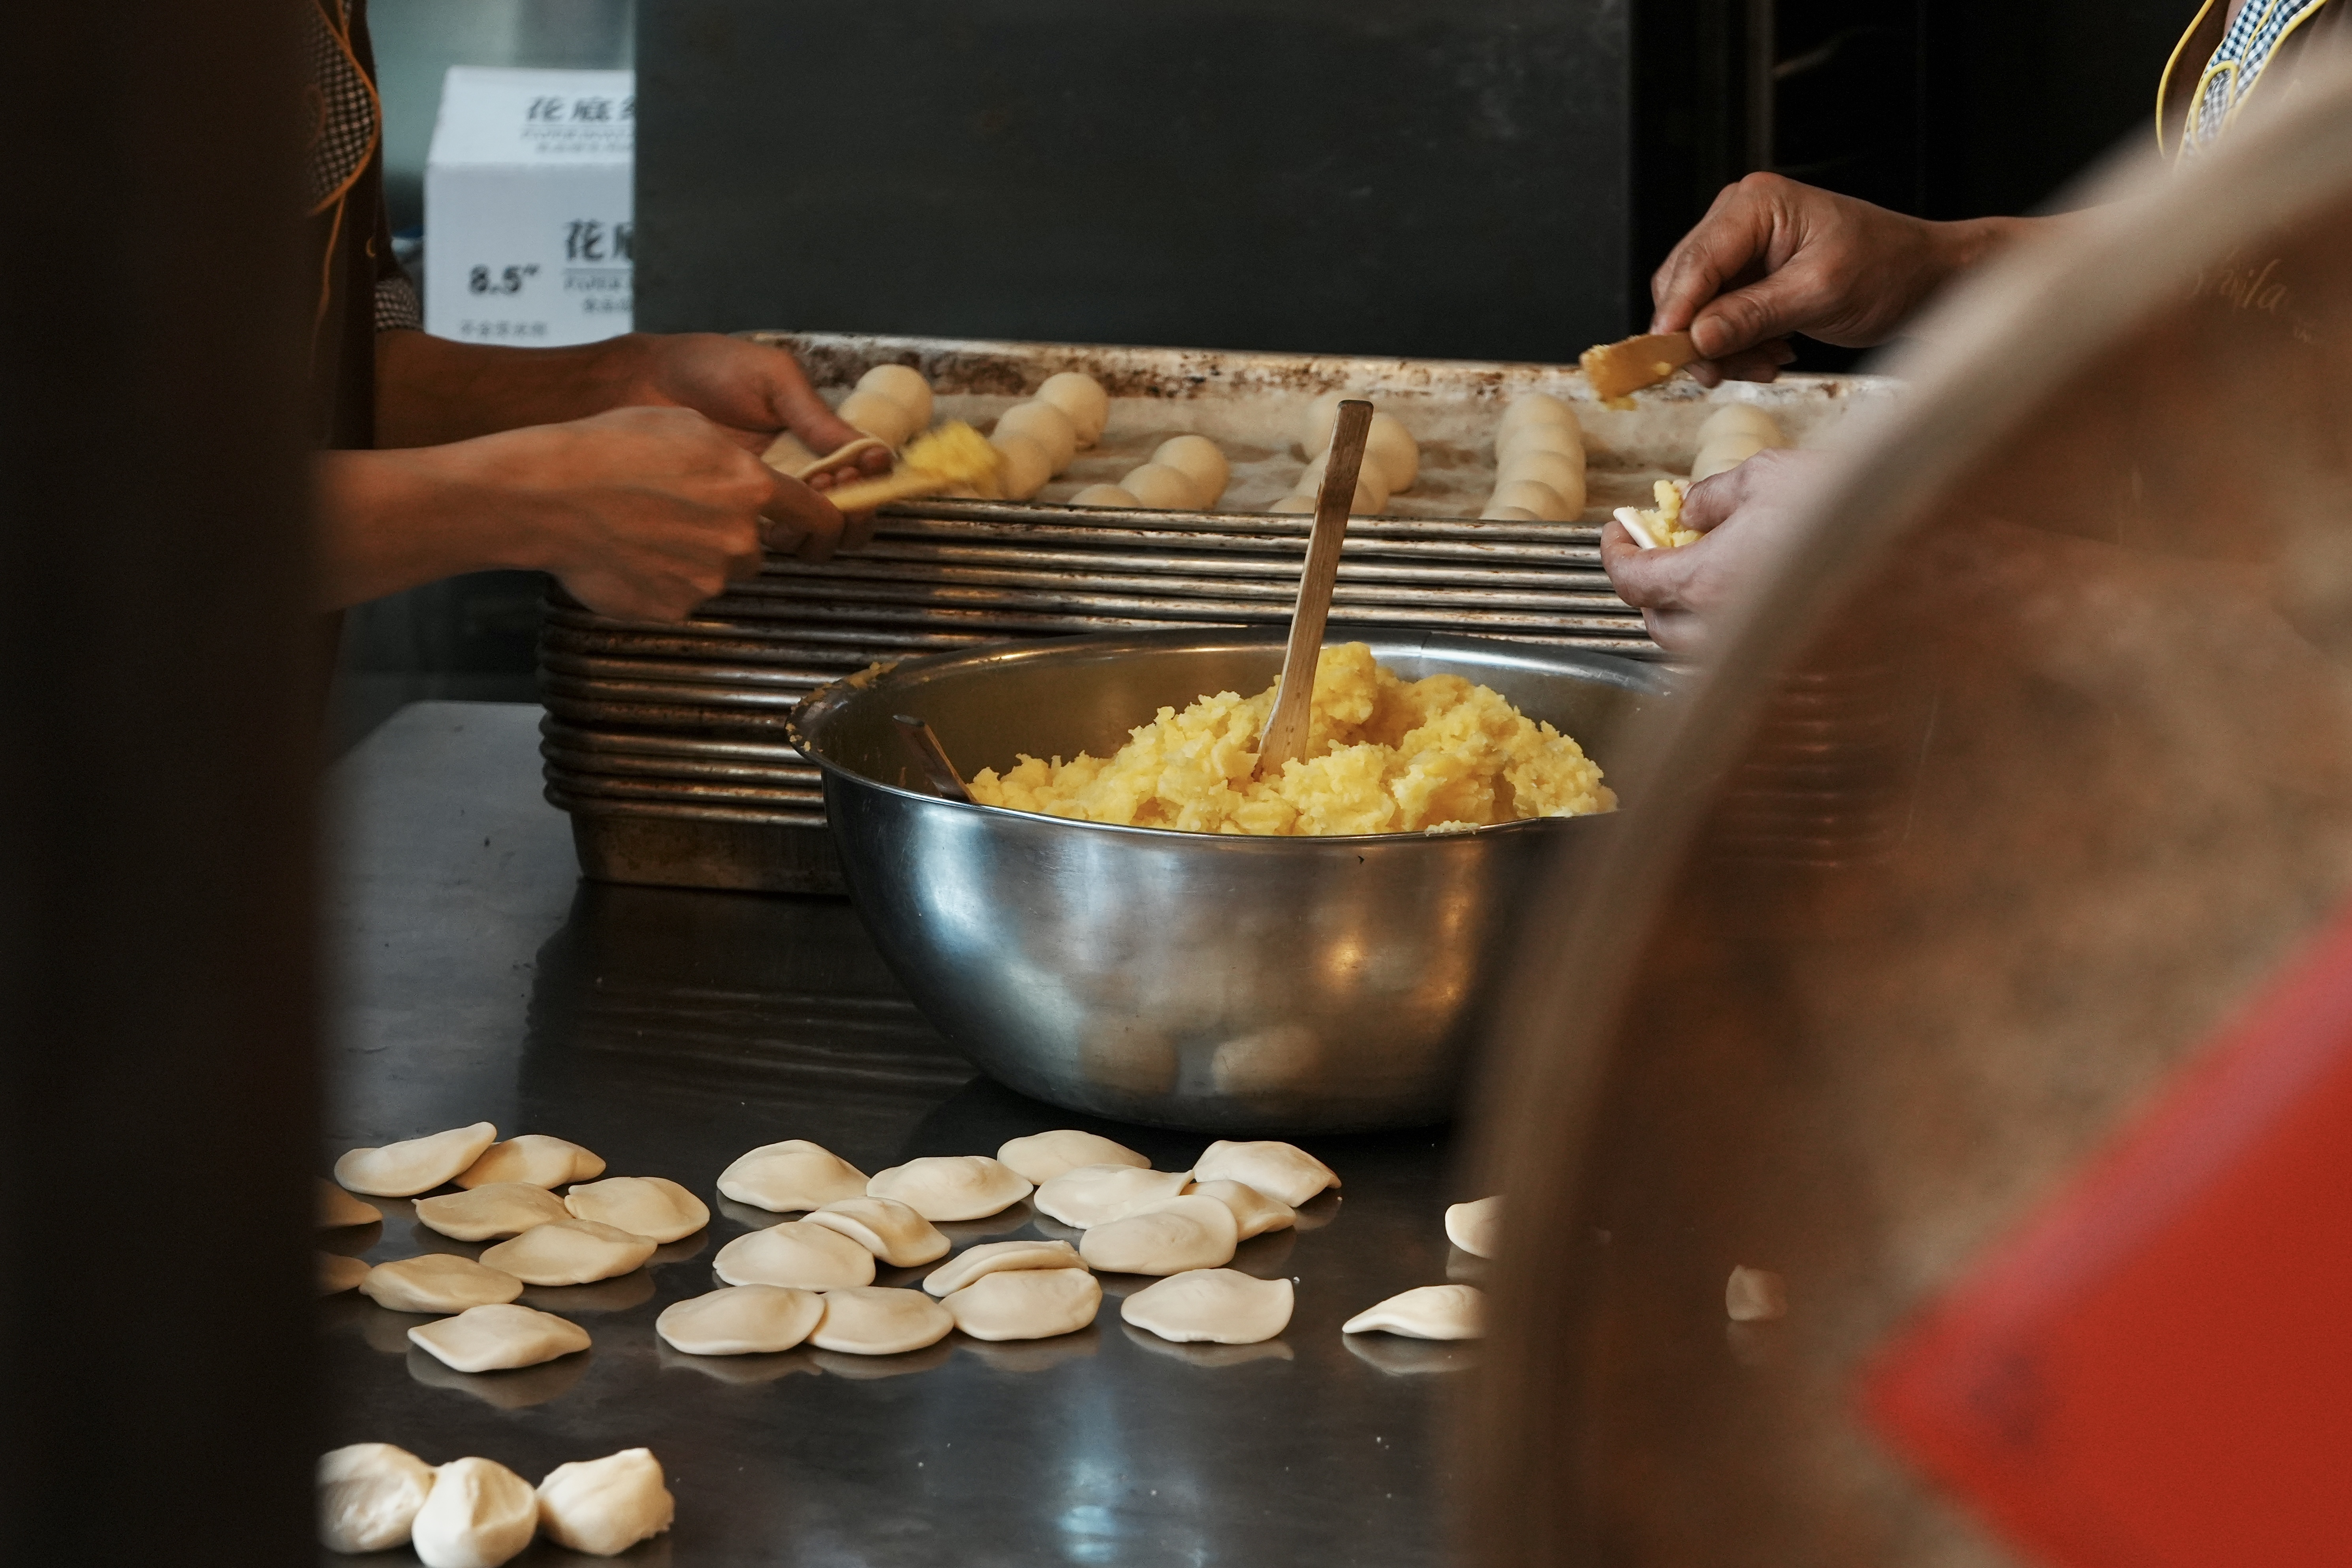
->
[1600, 448, 1829, 656]
[587, 332, 893, 490]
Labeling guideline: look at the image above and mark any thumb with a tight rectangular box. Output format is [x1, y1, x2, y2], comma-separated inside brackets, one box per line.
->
[1690, 266, 1831, 361]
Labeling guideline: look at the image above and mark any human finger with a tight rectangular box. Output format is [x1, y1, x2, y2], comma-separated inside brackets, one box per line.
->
[1649, 179, 1777, 335]
[762, 468, 847, 562]
[1600, 517, 1708, 612]
[745, 343, 867, 457]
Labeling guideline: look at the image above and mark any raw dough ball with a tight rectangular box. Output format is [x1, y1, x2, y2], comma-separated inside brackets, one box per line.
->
[1495, 449, 1587, 512]
[656, 1284, 825, 1355]
[1445, 1196, 1502, 1258]
[477, 1219, 655, 1286]
[857, 363, 934, 428]
[1121, 1267, 1294, 1344]
[1070, 484, 1141, 508]
[1078, 1195, 1239, 1275]
[712, 1219, 877, 1290]
[806, 1195, 950, 1267]
[715, 1140, 868, 1213]
[1331, 412, 1419, 493]
[921, 1238, 1086, 1297]
[563, 1176, 709, 1244]
[808, 1286, 955, 1355]
[455, 1135, 604, 1190]
[1496, 418, 1586, 470]
[1691, 434, 1769, 481]
[1033, 1164, 1192, 1228]
[361, 1253, 525, 1314]
[943, 1265, 1102, 1341]
[536, 1448, 675, 1557]
[320, 1253, 372, 1295]
[1488, 478, 1575, 523]
[993, 400, 1078, 472]
[1480, 504, 1540, 522]
[991, 433, 1053, 500]
[1496, 391, 1579, 447]
[1267, 493, 1316, 514]
[838, 388, 921, 448]
[319, 1442, 436, 1554]
[1188, 1179, 1296, 1240]
[1297, 389, 1348, 457]
[996, 1130, 1150, 1185]
[1726, 1265, 1788, 1322]
[335, 1123, 499, 1198]
[1120, 462, 1200, 511]
[407, 1303, 591, 1373]
[318, 1178, 382, 1229]
[414, 1182, 570, 1242]
[1191, 1140, 1341, 1207]
[1036, 370, 1109, 446]
[411, 1456, 537, 1568]
[1152, 435, 1230, 507]
[1341, 1283, 1484, 1339]
[1297, 451, 1391, 515]
[866, 1155, 1032, 1221]
[1695, 402, 1781, 447]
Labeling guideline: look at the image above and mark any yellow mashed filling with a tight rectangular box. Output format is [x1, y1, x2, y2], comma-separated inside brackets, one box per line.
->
[1638, 479, 1702, 548]
[966, 642, 1614, 836]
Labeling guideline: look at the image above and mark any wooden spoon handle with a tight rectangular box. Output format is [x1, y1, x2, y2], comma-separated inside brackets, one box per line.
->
[1257, 399, 1373, 778]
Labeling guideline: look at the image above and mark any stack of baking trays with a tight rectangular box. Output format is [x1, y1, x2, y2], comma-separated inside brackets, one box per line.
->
[539, 332, 1899, 892]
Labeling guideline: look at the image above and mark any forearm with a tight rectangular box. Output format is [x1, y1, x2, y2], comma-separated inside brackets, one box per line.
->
[1931, 212, 2073, 279]
[314, 444, 551, 608]
[373, 329, 649, 448]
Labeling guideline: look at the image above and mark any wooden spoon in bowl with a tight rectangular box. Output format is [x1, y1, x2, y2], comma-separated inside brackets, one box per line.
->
[1255, 399, 1374, 779]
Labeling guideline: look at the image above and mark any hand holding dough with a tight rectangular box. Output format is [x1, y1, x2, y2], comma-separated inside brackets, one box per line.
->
[1190, 1140, 1340, 1207]
[866, 1155, 1032, 1221]
[414, 1183, 570, 1242]
[921, 1238, 1086, 1297]
[1444, 1196, 1502, 1258]
[1341, 1283, 1483, 1339]
[1078, 1194, 1239, 1275]
[1032, 1164, 1191, 1228]
[477, 1219, 655, 1286]
[1035, 371, 1109, 446]
[1121, 1267, 1294, 1344]
[563, 1176, 709, 1244]
[411, 1456, 538, 1568]
[716, 1140, 868, 1213]
[996, 1130, 1150, 1185]
[319, 1442, 436, 1554]
[535, 1449, 675, 1557]
[656, 1284, 825, 1355]
[407, 1303, 590, 1373]
[712, 1219, 877, 1290]
[335, 1123, 498, 1198]
[943, 1265, 1102, 1341]
[361, 1254, 525, 1314]
[806, 1195, 951, 1267]
[808, 1286, 955, 1355]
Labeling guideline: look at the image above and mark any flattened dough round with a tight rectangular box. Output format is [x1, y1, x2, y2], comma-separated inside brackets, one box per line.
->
[656, 1284, 825, 1355]
[319, 1252, 372, 1295]
[866, 1155, 1031, 1222]
[318, 1442, 435, 1553]
[996, 1131, 1149, 1185]
[1341, 1283, 1484, 1340]
[411, 1456, 536, 1568]
[407, 1303, 590, 1373]
[809, 1286, 955, 1355]
[563, 1175, 709, 1243]
[805, 1196, 949, 1267]
[536, 1448, 675, 1556]
[711, 1219, 877, 1290]
[318, 1178, 382, 1229]
[335, 1122, 499, 1198]
[1035, 371, 1109, 446]
[361, 1253, 525, 1314]
[1033, 1164, 1190, 1229]
[1191, 1140, 1341, 1207]
[455, 1134, 604, 1190]
[715, 1140, 868, 1213]
[477, 1219, 654, 1287]
[1121, 1267, 1294, 1344]
[1188, 1179, 1295, 1240]
[414, 1182, 569, 1242]
[921, 1239, 1086, 1297]
[1079, 1195, 1239, 1275]
[944, 1266, 1102, 1341]
[1444, 1196, 1502, 1259]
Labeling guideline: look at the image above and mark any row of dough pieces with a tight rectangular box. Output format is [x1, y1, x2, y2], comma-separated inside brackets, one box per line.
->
[321, 1443, 668, 1565]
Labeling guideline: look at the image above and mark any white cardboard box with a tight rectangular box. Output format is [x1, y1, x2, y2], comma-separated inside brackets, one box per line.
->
[424, 67, 634, 346]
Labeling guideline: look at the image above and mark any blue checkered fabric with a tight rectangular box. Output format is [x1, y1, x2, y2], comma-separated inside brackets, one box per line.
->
[2189, 0, 2337, 149]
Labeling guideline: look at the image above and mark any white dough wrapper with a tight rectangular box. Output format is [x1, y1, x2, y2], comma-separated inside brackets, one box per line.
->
[1120, 461, 1198, 511]
[1188, 1179, 1295, 1240]
[361, 1253, 525, 1314]
[656, 1284, 825, 1355]
[1032, 1164, 1191, 1229]
[407, 1303, 591, 1374]
[993, 400, 1078, 472]
[856, 363, 934, 428]
[455, 1135, 604, 1190]
[1152, 435, 1230, 508]
[1341, 1283, 1485, 1340]
[1079, 1195, 1239, 1275]
[1190, 1140, 1341, 1207]
[318, 1178, 382, 1229]
[944, 1265, 1102, 1341]
[319, 1252, 373, 1295]
[413, 1182, 570, 1242]
[991, 433, 1053, 500]
[808, 1286, 955, 1355]
[1071, 483, 1141, 508]
[319, 1443, 437, 1553]
[1121, 1268, 1294, 1344]
[1445, 1196, 1502, 1259]
[712, 1218, 877, 1290]
[921, 1238, 1087, 1297]
[563, 1175, 709, 1244]
[995, 1130, 1150, 1186]
[477, 1218, 656, 1286]
[536, 1449, 676, 1556]
[1035, 370, 1109, 446]
[715, 1139, 869, 1213]
[412, 1456, 537, 1568]
[335, 1122, 499, 1198]
[838, 388, 921, 448]
[866, 1155, 1032, 1221]
[806, 1195, 950, 1267]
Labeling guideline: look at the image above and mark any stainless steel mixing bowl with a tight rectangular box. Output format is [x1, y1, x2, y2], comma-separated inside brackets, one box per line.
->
[790, 628, 1670, 1132]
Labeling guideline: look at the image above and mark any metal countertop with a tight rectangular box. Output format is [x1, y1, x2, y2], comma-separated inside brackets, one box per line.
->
[322, 702, 1476, 1568]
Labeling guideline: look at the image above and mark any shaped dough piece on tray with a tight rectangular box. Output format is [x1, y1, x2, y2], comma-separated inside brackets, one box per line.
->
[1152, 435, 1230, 507]
[805, 1196, 950, 1267]
[921, 1239, 1086, 1297]
[993, 400, 1078, 472]
[407, 1303, 590, 1373]
[1188, 1179, 1296, 1241]
[1035, 371, 1109, 446]
[1071, 484, 1141, 508]
[477, 1219, 655, 1287]
[361, 1253, 526, 1314]
[1120, 461, 1198, 511]
[856, 363, 934, 429]
[456, 1135, 604, 1190]
[563, 1176, 709, 1244]
[319, 1252, 373, 1295]
[712, 1219, 877, 1290]
[808, 1286, 955, 1355]
[335, 1122, 500, 1198]
[1032, 1164, 1191, 1228]
[716, 1140, 869, 1213]
[655, 1284, 825, 1356]
[1341, 1283, 1484, 1340]
[535, 1448, 675, 1557]
[414, 1182, 570, 1242]
[944, 1266, 1102, 1341]
[1121, 1267, 1295, 1344]
[1079, 1195, 1239, 1275]
[1190, 1140, 1340, 1207]
[996, 1130, 1151, 1186]
[991, 433, 1053, 501]
[866, 1155, 1032, 1222]
[318, 1179, 382, 1229]
[411, 1456, 537, 1568]
[1445, 1196, 1502, 1259]
[318, 1442, 436, 1555]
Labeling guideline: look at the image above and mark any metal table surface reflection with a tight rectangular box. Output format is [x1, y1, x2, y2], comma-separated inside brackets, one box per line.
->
[324, 703, 1474, 1568]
